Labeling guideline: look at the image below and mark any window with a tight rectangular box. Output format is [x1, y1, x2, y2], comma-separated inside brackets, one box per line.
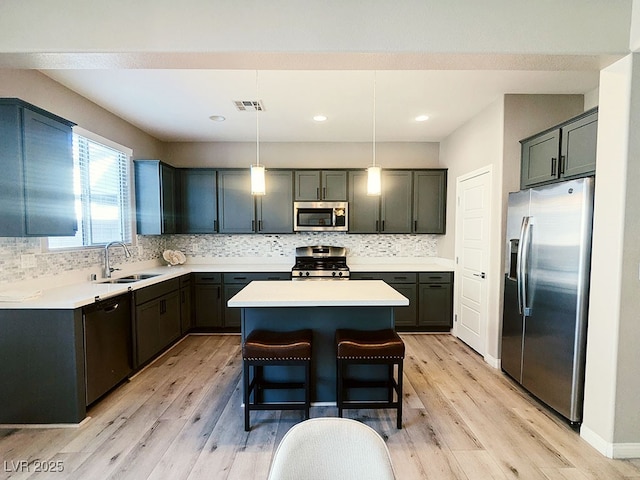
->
[48, 128, 132, 249]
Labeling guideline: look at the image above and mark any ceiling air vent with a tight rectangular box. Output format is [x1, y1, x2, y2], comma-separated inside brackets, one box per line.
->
[233, 100, 265, 112]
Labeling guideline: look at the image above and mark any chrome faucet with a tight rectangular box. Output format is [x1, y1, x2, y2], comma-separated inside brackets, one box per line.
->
[104, 241, 132, 278]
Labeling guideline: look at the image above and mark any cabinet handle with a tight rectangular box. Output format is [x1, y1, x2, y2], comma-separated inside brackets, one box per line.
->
[322, 187, 326, 199]
[234, 276, 247, 280]
[316, 187, 320, 200]
[375, 220, 379, 231]
[428, 285, 443, 288]
[217, 286, 220, 299]
[214, 219, 218, 231]
[560, 155, 566, 174]
[551, 157, 557, 176]
[259, 220, 263, 231]
[251, 220, 255, 231]
[414, 220, 418, 231]
[381, 220, 385, 231]
[394, 276, 408, 280]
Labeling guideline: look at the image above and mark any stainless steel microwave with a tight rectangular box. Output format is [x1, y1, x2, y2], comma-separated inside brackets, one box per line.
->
[293, 201, 348, 232]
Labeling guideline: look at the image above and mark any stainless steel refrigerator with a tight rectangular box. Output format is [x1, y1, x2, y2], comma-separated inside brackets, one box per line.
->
[501, 177, 594, 424]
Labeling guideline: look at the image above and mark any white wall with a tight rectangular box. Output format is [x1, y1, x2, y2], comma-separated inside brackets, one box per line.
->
[583, 52, 640, 457]
[0, 70, 163, 159]
[164, 141, 440, 169]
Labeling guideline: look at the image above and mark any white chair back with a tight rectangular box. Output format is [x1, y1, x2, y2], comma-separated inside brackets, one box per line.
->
[267, 417, 396, 480]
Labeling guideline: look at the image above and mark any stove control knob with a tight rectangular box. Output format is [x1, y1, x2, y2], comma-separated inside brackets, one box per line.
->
[305, 271, 310, 276]
[338, 271, 343, 277]
[332, 271, 337, 277]
[298, 271, 303, 277]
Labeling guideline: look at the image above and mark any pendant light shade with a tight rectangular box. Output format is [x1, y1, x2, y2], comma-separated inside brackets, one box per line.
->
[250, 163, 266, 195]
[367, 71, 382, 196]
[251, 70, 266, 196]
[367, 164, 381, 196]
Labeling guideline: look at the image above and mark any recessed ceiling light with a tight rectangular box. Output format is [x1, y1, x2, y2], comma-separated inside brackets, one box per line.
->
[313, 115, 328, 122]
[415, 115, 430, 122]
[209, 115, 226, 122]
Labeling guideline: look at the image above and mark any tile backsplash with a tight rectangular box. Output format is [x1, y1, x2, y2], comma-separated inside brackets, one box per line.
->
[0, 233, 439, 287]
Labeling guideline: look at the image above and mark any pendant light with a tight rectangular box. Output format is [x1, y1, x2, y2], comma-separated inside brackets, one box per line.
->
[250, 70, 266, 195]
[367, 71, 381, 196]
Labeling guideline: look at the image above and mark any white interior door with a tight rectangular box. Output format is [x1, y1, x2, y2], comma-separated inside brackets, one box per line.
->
[455, 168, 492, 355]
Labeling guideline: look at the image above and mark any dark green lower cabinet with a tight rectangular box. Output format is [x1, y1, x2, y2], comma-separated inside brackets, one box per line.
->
[418, 283, 453, 330]
[193, 273, 222, 328]
[351, 271, 453, 331]
[390, 283, 417, 327]
[179, 275, 192, 334]
[134, 280, 181, 367]
[223, 284, 244, 328]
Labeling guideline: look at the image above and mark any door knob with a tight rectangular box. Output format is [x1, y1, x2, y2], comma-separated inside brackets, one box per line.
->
[473, 272, 486, 279]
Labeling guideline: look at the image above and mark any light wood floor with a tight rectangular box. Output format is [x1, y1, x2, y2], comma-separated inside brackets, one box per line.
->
[1, 334, 639, 480]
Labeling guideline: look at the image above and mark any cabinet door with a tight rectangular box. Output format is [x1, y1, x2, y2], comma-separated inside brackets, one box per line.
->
[561, 111, 597, 179]
[257, 170, 293, 233]
[180, 281, 192, 334]
[295, 170, 321, 200]
[418, 283, 453, 328]
[158, 291, 181, 347]
[348, 171, 380, 233]
[218, 170, 255, 233]
[160, 164, 177, 234]
[521, 129, 560, 188]
[391, 283, 417, 327]
[179, 169, 217, 233]
[413, 170, 447, 234]
[23, 108, 76, 236]
[135, 300, 162, 366]
[381, 171, 412, 233]
[193, 284, 222, 327]
[322, 171, 347, 200]
[223, 284, 245, 328]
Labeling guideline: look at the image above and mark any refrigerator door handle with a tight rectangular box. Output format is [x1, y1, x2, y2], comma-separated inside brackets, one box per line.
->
[517, 216, 533, 316]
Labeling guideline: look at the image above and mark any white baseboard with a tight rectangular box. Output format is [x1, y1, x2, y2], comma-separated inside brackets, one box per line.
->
[580, 425, 640, 459]
[484, 353, 500, 369]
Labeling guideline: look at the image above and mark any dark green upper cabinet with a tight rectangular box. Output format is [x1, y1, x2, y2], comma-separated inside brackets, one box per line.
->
[561, 110, 598, 179]
[413, 170, 447, 234]
[349, 169, 447, 234]
[178, 169, 218, 233]
[380, 170, 413, 233]
[257, 170, 294, 233]
[0, 99, 77, 237]
[218, 169, 255, 233]
[134, 160, 176, 235]
[521, 108, 597, 189]
[295, 170, 347, 201]
[219, 169, 294, 234]
[521, 129, 562, 188]
[348, 170, 380, 233]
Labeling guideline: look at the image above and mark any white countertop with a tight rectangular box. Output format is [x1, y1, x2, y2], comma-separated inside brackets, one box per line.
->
[227, 280, 409, 307]
[0, 257, 453, 310]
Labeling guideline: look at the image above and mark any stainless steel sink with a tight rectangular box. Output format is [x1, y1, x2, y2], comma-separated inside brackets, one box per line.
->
[99, 273, 160, 284]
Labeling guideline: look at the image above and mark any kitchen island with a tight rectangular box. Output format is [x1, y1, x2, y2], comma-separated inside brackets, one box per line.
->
[228, 280, 408, 403]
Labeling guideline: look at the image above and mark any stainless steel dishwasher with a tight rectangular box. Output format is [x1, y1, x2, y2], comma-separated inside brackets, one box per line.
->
[83, 293, 133, 405]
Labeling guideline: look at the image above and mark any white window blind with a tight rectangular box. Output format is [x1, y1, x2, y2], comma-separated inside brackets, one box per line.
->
[49, 130, 132, 249]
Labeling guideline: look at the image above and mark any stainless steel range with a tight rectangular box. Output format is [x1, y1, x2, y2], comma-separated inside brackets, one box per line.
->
[291, 246, 350, 280]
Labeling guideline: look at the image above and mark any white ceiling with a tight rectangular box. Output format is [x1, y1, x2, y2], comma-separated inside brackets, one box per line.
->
[42, 69, 600, 143]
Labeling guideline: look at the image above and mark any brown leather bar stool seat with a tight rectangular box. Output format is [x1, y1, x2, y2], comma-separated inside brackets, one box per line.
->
[242, 329, 312, 431]
[335, 328, 405, 429]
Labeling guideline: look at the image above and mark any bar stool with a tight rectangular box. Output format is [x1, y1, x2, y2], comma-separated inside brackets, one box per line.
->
[335, 328, 405, 429]
[242, 329, 313, 431]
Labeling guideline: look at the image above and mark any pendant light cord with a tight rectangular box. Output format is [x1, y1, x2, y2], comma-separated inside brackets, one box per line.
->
[372, 70, 376, 167]
[256, 70, 260, 167]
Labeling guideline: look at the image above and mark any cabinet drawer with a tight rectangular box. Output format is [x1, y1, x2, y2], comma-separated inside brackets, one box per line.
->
[193, 272, 222, 284]
[223, 272, 290, 284]
[135, 278, 180, 305]
[351, 272, 416, 283]
[179, 274, 191, 288]
[419, 272, 452, 284]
